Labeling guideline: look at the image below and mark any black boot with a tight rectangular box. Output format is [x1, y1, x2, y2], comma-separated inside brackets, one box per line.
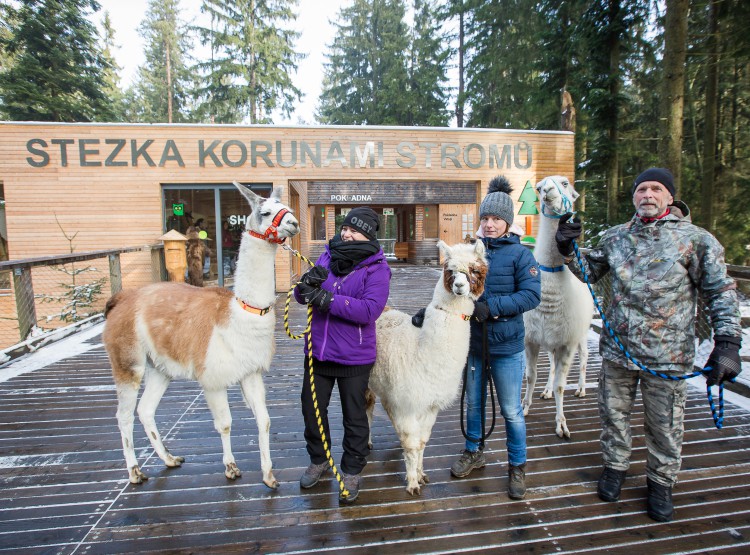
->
[646, 478, 674, 522]
[597, 467, 627, 502]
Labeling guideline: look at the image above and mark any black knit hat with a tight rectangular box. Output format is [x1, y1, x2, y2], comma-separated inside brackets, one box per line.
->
[342, 207, 379, 240]
[632, 167, 675, 197]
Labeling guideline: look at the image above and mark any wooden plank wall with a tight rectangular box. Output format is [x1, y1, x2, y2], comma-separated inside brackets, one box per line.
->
[0, 123, 575, 292]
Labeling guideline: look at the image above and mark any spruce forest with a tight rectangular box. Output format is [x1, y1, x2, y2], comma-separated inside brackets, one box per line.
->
[1, 0, 748, 264]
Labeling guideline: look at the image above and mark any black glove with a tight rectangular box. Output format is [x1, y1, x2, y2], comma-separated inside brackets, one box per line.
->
[308, 288, 333, 312]
[411, 307, 426, 328]
[471, 301, 491, 323]
[705, 335, 742, 386]
[555, 212, 582, 257]
[301, 265, 329, 287]
[296, 280, 320, 303]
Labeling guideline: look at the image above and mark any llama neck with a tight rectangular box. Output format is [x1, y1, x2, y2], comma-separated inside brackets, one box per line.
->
[232, 234, 278, 307]
[534, 214, 566, 267]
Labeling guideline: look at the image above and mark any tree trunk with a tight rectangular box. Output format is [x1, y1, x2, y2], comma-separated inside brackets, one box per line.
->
[457, 6, 465, 127]
[165, 44, 173, 124]
[659, 0, 689, 197]
[701, 0, 719, 232]
[606, 0, 620, 224]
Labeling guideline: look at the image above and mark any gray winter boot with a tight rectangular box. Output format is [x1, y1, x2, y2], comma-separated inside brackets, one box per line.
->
[300, 462, 329, 489]
[450, 449, 486, 478]
[508, 464, 527, 500]
[339, 472, 361, 504]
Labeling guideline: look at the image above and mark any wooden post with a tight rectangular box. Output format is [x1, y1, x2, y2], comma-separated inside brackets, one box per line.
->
[12, 266, 36, 342]
[108, 253, 122, 296]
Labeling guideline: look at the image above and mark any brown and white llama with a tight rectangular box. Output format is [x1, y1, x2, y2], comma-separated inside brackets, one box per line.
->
[367, 240, 488, 495]
[185, 225, 209, 286]
[523, 175, 593, 439]
[102, 182, 299, 489]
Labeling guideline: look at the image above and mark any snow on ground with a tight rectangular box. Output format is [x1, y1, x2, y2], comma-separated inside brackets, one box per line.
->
[0, 322, 104, 384]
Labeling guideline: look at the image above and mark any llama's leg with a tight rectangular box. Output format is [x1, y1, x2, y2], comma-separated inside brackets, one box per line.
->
[398, 418, 422, 495]
[365, 388, 377, 450]
[522, 343, 540, 416]
[115, 379, 147, 484]
[239, 372, 279, 489]
[552, 345, 577, 439]
[137, 369, 184, 468]
[416, 409, 439, 486]
[203, 387, 241, 480]
[575, 341, 589, 398]
[541, 351, 555, 399]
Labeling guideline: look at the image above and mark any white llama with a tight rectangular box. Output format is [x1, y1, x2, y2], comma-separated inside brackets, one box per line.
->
[523, 175, 594, 439]
[367, 240, 488, 495]
[102, 182, 299, 489]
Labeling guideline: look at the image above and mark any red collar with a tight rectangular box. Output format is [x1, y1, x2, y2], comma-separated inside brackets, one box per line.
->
[248, 208, 290, 244]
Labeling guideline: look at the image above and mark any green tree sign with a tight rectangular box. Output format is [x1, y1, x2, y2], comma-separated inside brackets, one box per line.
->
[518, 180, 539, 215]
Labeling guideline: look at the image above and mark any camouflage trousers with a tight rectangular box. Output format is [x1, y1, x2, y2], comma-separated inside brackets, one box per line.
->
[598, 359, 688, 486]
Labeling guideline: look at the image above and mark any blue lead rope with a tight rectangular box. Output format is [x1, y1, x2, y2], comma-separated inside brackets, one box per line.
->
[571, 240, 731, 429]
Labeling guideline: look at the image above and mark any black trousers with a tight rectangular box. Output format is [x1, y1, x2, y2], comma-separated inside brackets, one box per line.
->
[300, 367, 371, 475]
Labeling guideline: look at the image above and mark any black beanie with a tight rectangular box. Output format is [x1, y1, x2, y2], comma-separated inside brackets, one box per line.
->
[632, 167, 675, 197]
[342, 207, 379, 240]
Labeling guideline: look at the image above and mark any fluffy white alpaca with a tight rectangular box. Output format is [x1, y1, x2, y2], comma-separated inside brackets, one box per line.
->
[103, 183, 299, 488]
[523, 175, 594, 439]
[367, 240, 488, 495]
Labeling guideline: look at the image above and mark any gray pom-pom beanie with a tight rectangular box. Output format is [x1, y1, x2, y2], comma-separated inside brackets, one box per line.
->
[479, 176, 515, 225]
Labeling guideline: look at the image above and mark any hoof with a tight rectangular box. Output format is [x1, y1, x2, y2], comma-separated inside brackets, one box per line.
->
[575, 389, 586, 398]
[264, 478, 280, 490]
[541, 391, 552, 400]
[557, 429, 571, 440]
[129, 466, 148, 484]
[165, 455, 184, 467]
[406, 485, 421, 496]
[225, 462, 242, 480]
[522, 405, 530, 417]
[418, 473, 430, 485]
[368, 441, 373, 450]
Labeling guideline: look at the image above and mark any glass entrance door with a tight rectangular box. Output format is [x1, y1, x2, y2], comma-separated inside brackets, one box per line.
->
[163, 183, 271, 287]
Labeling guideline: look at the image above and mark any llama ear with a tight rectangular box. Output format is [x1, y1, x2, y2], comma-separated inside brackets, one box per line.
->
[437, 240, 451, 259]
[233, 181, 262, 210]
[473, 238, 486, 258]
[270, 187, 283, 202]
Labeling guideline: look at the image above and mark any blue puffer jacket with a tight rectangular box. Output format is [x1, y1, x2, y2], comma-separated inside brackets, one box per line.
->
[469, 234, 541, 356]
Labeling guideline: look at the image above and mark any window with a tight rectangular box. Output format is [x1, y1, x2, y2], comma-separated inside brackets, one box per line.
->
[423, 204, 438, 238]
[310, 205, 327, 240]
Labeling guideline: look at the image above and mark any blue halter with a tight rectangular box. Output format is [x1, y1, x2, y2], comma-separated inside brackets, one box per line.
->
[540, 178, 574, 219]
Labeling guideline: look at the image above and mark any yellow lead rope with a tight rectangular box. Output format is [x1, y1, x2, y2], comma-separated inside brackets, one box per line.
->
[282, 245, 350, 500]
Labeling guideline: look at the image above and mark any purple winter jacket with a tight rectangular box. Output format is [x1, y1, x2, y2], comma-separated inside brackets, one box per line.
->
[294, 245, 391, 365]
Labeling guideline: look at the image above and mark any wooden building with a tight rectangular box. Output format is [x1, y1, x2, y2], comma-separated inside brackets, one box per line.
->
[0, 123, 574, 292]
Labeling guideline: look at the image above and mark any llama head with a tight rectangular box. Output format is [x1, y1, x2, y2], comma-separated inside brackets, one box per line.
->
[437, 240, 488, 300]
[233, 181, 300, 242]
[536, 175, 579, 218]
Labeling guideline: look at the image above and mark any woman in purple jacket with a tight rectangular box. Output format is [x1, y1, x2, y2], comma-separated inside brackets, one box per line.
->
[294, 207, 391, 504]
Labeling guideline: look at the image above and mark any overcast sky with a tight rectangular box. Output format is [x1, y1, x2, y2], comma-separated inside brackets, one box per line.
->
[90, 0, 349, 124]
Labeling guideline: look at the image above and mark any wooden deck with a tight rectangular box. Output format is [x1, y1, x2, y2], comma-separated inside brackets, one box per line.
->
[1, 264, 750, 554]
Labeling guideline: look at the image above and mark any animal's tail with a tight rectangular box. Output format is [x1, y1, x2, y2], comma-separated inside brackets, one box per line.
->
[104, 292, 125, 319]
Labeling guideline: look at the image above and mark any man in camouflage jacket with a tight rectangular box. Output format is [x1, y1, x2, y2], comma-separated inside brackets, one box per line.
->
[555, 167, 742, 523]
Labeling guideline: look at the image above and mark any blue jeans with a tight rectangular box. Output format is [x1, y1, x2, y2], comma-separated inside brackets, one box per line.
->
[464, 350, 527, 466]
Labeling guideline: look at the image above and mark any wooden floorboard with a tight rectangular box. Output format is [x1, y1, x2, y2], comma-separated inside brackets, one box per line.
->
[1, 263, 749, 554]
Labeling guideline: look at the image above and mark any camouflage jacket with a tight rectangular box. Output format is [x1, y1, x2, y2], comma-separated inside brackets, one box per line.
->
[567, 201, 741, 373]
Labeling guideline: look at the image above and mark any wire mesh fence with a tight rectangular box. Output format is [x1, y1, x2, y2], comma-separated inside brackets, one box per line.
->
[0, 246, 164, 351]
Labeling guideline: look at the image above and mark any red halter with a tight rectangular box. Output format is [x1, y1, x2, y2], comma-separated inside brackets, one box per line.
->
[248, 208, 290, 244]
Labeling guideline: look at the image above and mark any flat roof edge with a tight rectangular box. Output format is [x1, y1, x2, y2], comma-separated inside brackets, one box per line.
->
[0, 121, 574, 135]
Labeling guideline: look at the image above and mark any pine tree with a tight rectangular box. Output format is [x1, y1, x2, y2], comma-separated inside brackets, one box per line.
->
[100, 11, 126, 121]
[126, 0, 193, 123]
[406, 0, 451, 126]
[193, 0, 303, 124]
[0, 0, 113, 122]
[318, 0, 410, 125]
